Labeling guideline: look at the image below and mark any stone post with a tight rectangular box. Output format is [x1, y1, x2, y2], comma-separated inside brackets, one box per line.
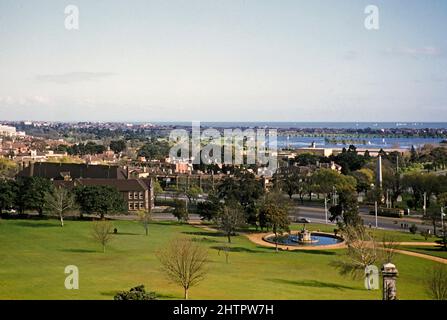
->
[381, 263, 398, 300]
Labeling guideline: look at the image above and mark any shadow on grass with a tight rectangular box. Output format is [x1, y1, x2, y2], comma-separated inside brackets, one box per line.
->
[61, 248, 97, 253]
[291, 250, 337, 256]
[267, 278, 360, 291]
[14, 221, 59, 228]
[113, 232, 140, 236]
[210, 246, 265, 254]
[192, 237, 219, 244]
[182, 231, 223, 238]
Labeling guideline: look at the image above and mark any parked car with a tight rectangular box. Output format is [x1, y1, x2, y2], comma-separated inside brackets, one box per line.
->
[296, 217, 311, 223]
[4, 208, 16, 214]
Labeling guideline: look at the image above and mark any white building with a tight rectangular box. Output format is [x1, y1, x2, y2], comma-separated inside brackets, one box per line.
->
[0, 125, 17, 137]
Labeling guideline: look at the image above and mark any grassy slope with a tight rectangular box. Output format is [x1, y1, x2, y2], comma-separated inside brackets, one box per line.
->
[0, 219, 440, 300]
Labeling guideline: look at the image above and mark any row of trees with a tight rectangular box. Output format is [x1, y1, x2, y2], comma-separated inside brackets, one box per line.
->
[0, 177, 126, 225]
[54, 139, 127, 156]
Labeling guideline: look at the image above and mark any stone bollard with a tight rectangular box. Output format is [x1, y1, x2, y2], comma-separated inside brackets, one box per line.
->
[382, 263, 398, 300]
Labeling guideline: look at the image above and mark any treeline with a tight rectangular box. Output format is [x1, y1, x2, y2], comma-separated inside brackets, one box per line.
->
[0, 177, 126, 221]
[54, 140, 127, 156]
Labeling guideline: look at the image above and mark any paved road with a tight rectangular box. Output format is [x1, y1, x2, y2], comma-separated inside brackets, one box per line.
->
[290, 205, 430, 232]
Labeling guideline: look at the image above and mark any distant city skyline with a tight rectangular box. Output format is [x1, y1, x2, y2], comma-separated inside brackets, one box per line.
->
[1, 0, 446, 122]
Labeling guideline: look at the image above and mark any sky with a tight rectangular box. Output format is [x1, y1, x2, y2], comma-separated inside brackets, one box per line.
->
[0, 0, 446, 122]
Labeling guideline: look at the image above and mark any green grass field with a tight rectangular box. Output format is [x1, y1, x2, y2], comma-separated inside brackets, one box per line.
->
[0, 218, 442, 300]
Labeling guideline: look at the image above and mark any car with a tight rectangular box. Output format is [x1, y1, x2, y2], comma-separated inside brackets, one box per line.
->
[4, 208, 17, 214]
[296, 217, 311, 223]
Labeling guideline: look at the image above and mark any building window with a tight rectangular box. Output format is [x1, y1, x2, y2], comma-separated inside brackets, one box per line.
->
[139, 202, 144, 210]
[133, 192, 138, 199]
[129, 192, 133, 200]
[128, 202, 133, 210]
[139, 192, 143, 200]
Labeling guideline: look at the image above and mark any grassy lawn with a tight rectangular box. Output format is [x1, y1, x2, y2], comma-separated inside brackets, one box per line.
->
[0, 218, 442, 300]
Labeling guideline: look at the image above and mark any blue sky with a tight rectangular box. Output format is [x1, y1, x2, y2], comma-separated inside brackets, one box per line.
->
[0, 0, 446, 122]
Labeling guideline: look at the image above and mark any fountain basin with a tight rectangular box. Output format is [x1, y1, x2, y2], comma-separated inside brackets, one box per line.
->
[263, 232, 343, 247]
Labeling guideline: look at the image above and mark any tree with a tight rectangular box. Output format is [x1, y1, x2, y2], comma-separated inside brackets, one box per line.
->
[197, 192, 221, 221]
[75, 185, 126, 219]
[16, 177, 53, 215]
[172, 199, 189, 222]
[185, 186, 202, 204]
[91, 220, 114, 253]
[331, 225, 379, 279]
[259, 201, 290, 252]
[217, 169, 264, 226]
[330, 145, 366, 174]
[137, 139, 171, 160]
[313, 168, 357, 200]
[351, 168, 374, 194]
[44, 187, 76, 227]
[0, 158, 17, 179]
[137, 209, 151, 236]
[215, 202, 246, 243]
[109, 140, 127, 154]
[0, 179, 17, 215]
[426, 265, 447, 300]
[423, 205, 443, 236]
[157, 238, 208, 299]
[152, 178, 164, 195]
[328, 190, 361, 227]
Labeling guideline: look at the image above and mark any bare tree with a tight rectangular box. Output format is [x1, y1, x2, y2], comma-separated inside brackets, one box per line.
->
[157, 237, 208, 299]
[331, 225, 379, 279]
[426, 264, 447, 300]
[380, 235, 400, 265]
[92, 220, 114, 253]
[44, 187, 76, 227]
[215, 203, 245, 243]
[137, 209, 151, 236]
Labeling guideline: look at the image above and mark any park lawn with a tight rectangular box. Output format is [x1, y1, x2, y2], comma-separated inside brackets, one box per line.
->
[400, 246, 447, 259]
[0, 218, 441, 300]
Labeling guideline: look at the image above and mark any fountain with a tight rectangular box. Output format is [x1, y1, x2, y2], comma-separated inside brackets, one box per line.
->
[293, 228, 319, 244]
[263, 226, 343, 247]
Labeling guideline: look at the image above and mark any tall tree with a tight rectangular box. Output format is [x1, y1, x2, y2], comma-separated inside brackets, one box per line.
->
[109, 140, 127, 154]
[91, 220, 114, 253]
[44, 187, 76, 227]
[217, 169, 264, 226]
[75, 185, 126, 219]
[16, 177, 53, 215]
[157, 238, 208, 299]
[259, 200, 290, 252]
[215, 202, 246, 243]
[0, 179, 17, 215]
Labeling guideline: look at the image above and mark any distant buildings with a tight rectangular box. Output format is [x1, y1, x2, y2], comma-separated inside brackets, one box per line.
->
[0, 125, 26, 137]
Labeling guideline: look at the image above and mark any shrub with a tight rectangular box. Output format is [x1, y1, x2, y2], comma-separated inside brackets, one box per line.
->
[114, 285, 157, 300]
[409, 224, 418, 234]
